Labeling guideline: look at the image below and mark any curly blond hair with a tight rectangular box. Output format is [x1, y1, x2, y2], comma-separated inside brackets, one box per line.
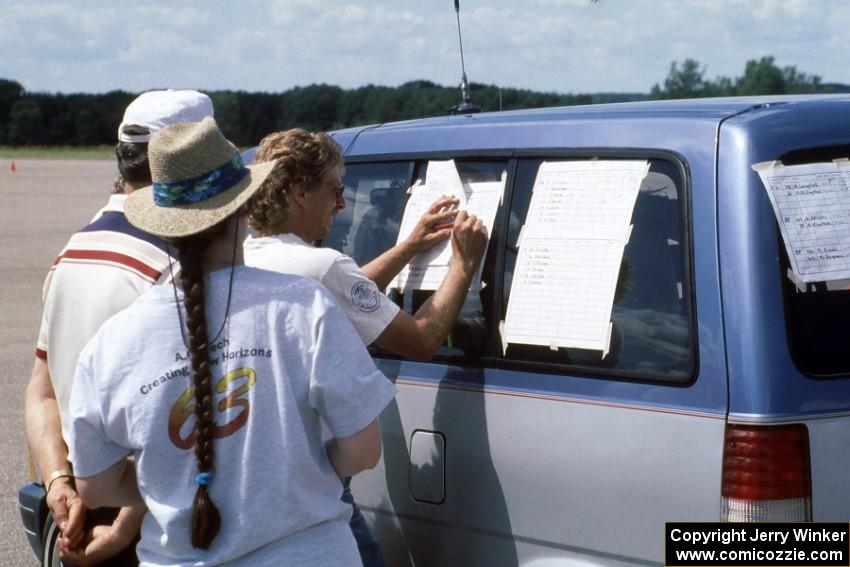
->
[248, 129, 343, 232]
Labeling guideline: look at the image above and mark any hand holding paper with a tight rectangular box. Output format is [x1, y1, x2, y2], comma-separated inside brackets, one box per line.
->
[403, 195, 459, 254]
[450, 210, 488, 273]
[392, 159, 504, 291]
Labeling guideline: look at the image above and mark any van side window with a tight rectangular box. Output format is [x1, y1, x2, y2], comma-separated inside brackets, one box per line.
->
[500, 158, 694, 382]
[324, 161, 412, 266]
[326, 159, 503, 361]
[401, 160, 509, 360]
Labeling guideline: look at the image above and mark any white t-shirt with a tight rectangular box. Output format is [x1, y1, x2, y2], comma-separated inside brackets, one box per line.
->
[68, 267, 396, 567]
[244, 233, 400, 345]
[36, 194, 173, 441]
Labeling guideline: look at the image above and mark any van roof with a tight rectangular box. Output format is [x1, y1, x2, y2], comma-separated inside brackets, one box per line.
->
[333, 94, 850, 157]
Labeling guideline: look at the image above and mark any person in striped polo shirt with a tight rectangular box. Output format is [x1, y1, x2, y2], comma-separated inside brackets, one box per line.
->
[24, 89, 214, 566]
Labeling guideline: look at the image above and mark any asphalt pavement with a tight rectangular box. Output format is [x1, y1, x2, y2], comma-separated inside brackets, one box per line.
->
[0, 158, 117, 565]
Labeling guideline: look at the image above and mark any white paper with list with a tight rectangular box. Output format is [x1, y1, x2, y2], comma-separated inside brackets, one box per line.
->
[504, 160, 648, 354]
[753, 159, 850, 283]
[392, 160, 504, 291]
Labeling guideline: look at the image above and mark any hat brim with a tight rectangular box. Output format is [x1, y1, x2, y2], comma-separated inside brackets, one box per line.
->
[125, 160, 276, 238]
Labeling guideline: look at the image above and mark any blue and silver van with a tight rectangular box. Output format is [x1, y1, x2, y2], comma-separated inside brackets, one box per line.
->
[320, 95, 850, 565]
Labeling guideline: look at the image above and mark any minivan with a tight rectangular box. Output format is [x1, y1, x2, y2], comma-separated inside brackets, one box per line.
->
[321, 95, 850, 565]
[20, 95, 850, 566]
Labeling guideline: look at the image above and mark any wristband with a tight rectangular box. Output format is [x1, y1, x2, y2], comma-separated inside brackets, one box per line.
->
[46, 467, 74, 494]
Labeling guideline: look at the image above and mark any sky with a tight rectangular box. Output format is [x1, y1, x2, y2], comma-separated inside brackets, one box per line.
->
[1, 0, 847, 96]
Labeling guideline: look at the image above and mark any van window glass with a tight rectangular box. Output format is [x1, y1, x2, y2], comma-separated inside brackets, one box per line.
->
[400, 160, 509, 360]
[781, 270, 850, 377]
[777, 146, 850, 378]
[326, 159, 506, 361]
[324, 162, 411, 267]
[501, 158, 694, 381]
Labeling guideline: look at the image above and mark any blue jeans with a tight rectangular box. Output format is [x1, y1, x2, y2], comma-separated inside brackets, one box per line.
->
[342, 477, 386, 567]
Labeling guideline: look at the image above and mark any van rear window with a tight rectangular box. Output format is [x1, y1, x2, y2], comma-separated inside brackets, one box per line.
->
[777, 146, 850, 378]
[782, 274, 850, 377]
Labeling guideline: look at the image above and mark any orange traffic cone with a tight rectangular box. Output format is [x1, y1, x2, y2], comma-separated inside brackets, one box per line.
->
[10, 160, 16, 173]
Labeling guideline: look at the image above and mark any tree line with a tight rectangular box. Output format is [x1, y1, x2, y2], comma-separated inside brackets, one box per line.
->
[649, 56, 845, 99]
[0, 56, 846, 148]
[0, 79, 590, 148]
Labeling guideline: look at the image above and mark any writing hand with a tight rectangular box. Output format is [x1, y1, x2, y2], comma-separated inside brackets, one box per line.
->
[406, 195, 460, 253]
[450, 210, 488, 272]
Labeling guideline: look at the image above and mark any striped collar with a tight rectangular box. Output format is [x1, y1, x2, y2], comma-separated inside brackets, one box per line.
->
[100, 193, 128, 214]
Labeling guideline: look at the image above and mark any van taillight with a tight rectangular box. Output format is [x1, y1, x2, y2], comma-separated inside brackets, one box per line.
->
[720, 423, 811, 522]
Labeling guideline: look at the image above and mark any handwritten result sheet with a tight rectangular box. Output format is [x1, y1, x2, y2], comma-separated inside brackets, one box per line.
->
[753, 160, 850, 283]
[392, 160, 504, 291]
[504, 160, 648, 354]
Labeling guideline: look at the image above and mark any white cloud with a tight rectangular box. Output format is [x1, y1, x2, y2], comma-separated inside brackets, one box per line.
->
[754, 0, 807, 21]
[0, 0, 847, 95]
[134, 5, 209, 28]
[529, 0, 598, 7]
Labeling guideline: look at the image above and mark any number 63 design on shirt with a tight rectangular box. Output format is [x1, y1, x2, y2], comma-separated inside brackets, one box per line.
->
[168, 367, 257, 450]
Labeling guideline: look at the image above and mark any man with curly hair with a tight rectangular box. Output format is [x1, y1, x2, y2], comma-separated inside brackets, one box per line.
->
[244, 128, 488, 566]
[246, 128, 487, 360]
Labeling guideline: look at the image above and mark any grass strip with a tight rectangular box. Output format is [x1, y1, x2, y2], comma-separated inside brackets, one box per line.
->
[0, 146, 114, 159]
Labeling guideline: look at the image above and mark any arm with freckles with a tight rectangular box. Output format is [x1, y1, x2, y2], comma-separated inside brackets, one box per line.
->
[372, 210, 488, 360]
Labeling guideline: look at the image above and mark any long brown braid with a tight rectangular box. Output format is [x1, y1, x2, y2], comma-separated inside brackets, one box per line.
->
[172, 231, 222, 549]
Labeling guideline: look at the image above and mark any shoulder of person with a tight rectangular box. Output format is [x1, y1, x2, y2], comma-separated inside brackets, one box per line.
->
[241, 265, 337, 300]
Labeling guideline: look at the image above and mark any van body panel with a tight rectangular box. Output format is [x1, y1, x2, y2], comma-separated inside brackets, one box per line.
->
[806, 416, 850, 519]
[342, 117, 720, 159]
[717, 99, 850, 419]
[378, 360, 726, 417]
[332, 95, 850, 152]
[352, 371, 725, 565]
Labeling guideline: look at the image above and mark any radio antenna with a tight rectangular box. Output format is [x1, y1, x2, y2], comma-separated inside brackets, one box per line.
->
[449, 0, 481, 114]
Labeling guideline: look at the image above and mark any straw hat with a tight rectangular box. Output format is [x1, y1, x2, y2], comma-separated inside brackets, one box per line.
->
[125, 117, 276, 238]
